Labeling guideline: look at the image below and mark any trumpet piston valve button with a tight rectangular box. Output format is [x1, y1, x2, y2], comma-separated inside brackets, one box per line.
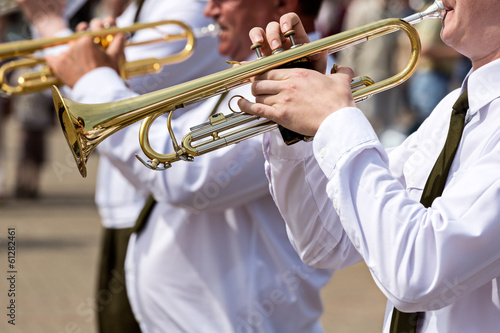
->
[284, 30, 300, 48]
[250, 42, 263, 58]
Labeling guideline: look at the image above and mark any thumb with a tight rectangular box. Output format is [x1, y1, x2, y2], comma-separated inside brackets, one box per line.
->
[330, 65, 354, 77]
[327, 65, 354, 84]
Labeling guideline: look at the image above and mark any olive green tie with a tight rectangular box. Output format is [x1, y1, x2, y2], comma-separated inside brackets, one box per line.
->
[133, 0, 145, 24]
[389, 89, 469, 333]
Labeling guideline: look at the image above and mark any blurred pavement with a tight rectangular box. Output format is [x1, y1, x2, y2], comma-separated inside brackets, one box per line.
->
[0, 115, 386, 332]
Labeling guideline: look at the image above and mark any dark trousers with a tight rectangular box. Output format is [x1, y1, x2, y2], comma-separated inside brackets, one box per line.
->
[97, 228, 141, 333]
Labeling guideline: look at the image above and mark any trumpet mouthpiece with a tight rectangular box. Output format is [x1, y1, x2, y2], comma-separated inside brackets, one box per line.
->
[404, 1, 445, 25]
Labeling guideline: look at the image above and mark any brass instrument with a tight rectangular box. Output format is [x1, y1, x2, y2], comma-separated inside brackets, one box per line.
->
[0, 20, 219, 95]
[52, 1, 445, 178]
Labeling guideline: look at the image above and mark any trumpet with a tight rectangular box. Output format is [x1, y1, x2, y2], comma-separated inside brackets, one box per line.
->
[52, 1, 445, 178]
[0, 20, 219, 95]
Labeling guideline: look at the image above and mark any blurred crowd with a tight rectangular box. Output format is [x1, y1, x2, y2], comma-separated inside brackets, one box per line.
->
[0, 0, 469, 201]
[316, 0, 469, 147]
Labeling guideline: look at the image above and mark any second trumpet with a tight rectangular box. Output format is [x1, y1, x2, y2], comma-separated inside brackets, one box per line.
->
[0, 20, 219, 95]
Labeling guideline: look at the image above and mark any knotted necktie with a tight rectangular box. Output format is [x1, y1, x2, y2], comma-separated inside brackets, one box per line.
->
[389, 89, 469, 333]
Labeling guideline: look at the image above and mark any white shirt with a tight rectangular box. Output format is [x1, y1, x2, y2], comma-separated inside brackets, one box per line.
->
[98, 82, 333, 333]
[264, 58, 500, 332]
[70, 0, 227, 228]
[95, 36, 336, 332]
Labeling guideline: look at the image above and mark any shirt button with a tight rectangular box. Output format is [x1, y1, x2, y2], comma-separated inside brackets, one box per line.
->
[320, 147, 327, 158]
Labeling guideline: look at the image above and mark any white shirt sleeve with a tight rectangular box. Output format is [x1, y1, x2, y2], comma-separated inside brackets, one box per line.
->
[71, 67, 137, 103]
[311, 105, 500, 312]
[263, 128, 363, 269]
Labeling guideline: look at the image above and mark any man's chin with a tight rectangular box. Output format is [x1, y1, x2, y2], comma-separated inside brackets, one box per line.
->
[439, 28, 459, 53]
[218, 44, 231, 58]
[217, 41, 237, 60]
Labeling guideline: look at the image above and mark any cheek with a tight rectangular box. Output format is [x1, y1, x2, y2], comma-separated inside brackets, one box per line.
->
[440, 12, 460, 46]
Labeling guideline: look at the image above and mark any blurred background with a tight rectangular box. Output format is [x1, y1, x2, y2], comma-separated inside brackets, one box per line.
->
[0, 0, 470, 331]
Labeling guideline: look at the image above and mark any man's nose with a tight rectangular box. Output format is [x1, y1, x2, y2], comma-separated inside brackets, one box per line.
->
[203, 0, 219, 18]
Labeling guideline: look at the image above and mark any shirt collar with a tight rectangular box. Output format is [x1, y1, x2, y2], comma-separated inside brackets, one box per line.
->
[464, 58, 500, 116]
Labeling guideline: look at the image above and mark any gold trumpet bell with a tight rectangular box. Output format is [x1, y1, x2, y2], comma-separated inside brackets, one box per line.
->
[52, 87, 89, 177]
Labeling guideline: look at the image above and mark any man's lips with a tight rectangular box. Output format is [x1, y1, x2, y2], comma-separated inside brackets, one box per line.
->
[442, 1, 454, 12]
[441, 2, 453, 21]
[217, 22, 228, 31]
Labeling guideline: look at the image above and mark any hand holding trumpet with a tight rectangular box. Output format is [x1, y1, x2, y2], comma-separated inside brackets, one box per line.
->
[46, 17, 126, 88]
[238, 13, 356, 137]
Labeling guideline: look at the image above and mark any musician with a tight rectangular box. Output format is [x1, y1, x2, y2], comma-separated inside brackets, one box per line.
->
[239, 0, 500, 331]
[17, 0, 227, 332]
[6, 0, 91, 199]
[43, 0, 339, 332]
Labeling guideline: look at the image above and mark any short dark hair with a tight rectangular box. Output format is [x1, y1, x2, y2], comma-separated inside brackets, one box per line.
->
[298, 0, 323, 17]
